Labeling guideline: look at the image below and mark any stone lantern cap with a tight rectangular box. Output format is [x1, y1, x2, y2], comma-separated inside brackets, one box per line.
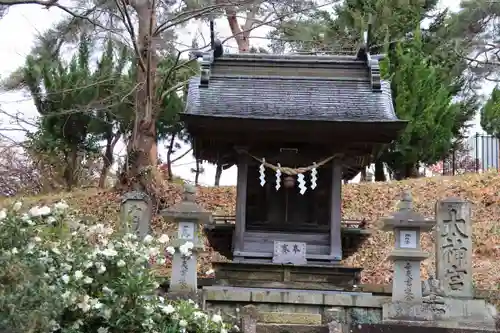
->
[121, 191, 151, 204]
[160, 184, 212, 224]
[381, 191, 435, 232]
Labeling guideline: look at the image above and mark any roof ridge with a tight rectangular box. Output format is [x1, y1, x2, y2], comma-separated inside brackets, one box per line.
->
[218, 53, 360, 61]
[209, 74, 370, 82]
[215, 56, 365, 66]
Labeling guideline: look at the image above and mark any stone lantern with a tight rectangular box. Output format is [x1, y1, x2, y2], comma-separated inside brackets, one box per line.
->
[161, 183, 211, 297]
[381, 190, 435, 303]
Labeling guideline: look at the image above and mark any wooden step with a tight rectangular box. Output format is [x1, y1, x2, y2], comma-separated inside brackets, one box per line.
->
[257, 324, 329, 333]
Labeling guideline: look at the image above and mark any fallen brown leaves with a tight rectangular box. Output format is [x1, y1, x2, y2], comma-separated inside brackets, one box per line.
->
[2, 172, 500, 290]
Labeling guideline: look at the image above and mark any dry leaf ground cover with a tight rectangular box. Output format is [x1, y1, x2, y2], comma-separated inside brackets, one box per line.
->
[2, 172, 500, 291]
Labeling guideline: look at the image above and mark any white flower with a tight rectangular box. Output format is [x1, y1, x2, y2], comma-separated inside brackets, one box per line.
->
[21, 214, 34, 225]
[193, 311, 207, 320]
[77, 295, 91, 313]
[101, 247, 118, 258]
[28, 205, 51, 217]
[179, 320, 188, 327]
[28, 206, 41, 217]
[97, 264, 106, 274]
[47, 216, 56, 225]
[83, 276, 93, 284]
[159, 304, 175, 314]
[0, 209, 6, 220]
[26, 243, 35, 253]
[62, 291, 71, 300]
[61, 263, 72, 271]
[117, 259, 126, 267]
[92, 300, 103, 309]
[61, 274, 70, 284]
[158, 234, 170, 244]
[51, 247, 61, 255]
[10, 247, 18, 255]
[211, 314, 223, 323]
[71, 320, 83, 329]
[148, 247, 159, 257]
[33, 236, 41, 243]
[97, 327, 108, 333]
[54, 200, 69, 211]
[143, 235, 154, 243]
[102, 308, 112, 319]
[221, 328, 228, 333]
[102, 286, 113, 294]
[74, 270, 83, 280]
[12, 201, 22, 211]
[166, 246, 175, 255]
[49, 320, 60, 332]
[179, 241, 194, 256]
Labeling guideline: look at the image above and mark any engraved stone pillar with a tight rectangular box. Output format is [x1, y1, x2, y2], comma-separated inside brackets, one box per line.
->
[120, 191, 152, 238]
[381, 191, 435, 303]
[435, 198, 473, 298]
[241, 305, 259, 333]
[161, 184, 211, 297]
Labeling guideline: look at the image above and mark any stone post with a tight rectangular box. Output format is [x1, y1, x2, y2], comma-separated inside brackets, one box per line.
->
[240, 305, 259, 333]
[160, 184, 211, 298]
[120, 191, 152, 238]
[381, 191, 435, 303]
[435, 198, 473, 299]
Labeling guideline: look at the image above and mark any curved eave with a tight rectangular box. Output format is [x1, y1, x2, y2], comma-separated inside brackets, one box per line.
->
[181, 113, 407, 144]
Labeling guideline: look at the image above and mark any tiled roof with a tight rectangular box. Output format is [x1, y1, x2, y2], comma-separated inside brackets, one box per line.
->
[184, 53, 401, 123]
[186, 76, 397, 122]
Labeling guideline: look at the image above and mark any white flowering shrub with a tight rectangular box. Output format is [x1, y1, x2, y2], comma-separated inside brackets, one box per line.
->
[0, 201, 227, 333]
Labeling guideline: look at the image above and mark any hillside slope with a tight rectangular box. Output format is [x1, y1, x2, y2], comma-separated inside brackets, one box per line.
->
[2, 172, 500, 289]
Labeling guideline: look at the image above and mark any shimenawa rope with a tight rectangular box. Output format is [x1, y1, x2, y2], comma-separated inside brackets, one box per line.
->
[240, 150, 340, 176]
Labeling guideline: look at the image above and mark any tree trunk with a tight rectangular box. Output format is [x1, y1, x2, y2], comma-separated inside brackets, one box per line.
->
[166, 132, 176, 180]
[374, 159, 386, 182]
[226, 9, 250, 52]
[194, 159, 200, 185]
[394, 163, 419, 180]
[214, 162, 222, 186]
[127, 0, 158, 190]
[64, 147, 78, 191]
[99, 133, 120, 188]
[359, 168, 367, 182]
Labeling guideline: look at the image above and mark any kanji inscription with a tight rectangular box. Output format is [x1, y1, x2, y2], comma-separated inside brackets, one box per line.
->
[399, 230, 417, 249]
[403, 261, 415, 301]
[178, 222, 195, 240]
[436, 200, 473, 298]
[272, 241, 306, 265]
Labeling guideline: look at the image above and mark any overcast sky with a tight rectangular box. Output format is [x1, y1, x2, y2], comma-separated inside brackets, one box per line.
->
[0, 0, 489, 186]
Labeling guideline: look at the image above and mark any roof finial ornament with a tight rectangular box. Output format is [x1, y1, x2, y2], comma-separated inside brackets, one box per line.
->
[199, 18, 222, 88]
[359, 14, 382, 92]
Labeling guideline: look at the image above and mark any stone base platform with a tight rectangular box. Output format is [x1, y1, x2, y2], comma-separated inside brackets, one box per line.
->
[351, 323, 497, 333]
[383, 299, 497, 332]
[212, 261, 362, 290]
[202, 285, 389, 328]
[256, 324, 329, 333]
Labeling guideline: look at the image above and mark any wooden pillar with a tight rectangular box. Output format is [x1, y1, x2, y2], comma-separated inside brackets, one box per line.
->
[233, 153, 248, 257]
[330, 158, 342, 261]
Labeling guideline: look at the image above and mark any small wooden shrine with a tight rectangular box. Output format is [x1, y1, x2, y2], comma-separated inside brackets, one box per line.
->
[181, 35, 406, 279]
